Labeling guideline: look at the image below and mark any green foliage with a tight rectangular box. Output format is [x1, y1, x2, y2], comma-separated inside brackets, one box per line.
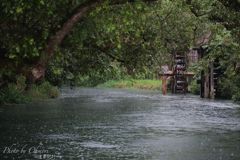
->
[0, 0, 204, 93]
[167, 78, 172, 91]
[97, 79, 162, 90]
[77, 75, 114, 87]
[218, 77, 240, 102]
[232, 92, 240, 103]
[0, 85, 27, 104]
[0, 0, 73, 61]
[190, 80, 200, 95]
[187, 0, 240, 103]
[1, 0, 239, 103]
[61, 0, 199, 77]
[0, 77, 60, 104]
[31, 81, 60, 99]
[97, 80, 128, 88]
[45, 49, 124, 87]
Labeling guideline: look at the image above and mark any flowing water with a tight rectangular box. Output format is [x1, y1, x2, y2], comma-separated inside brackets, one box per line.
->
[0, 88, 240, 160]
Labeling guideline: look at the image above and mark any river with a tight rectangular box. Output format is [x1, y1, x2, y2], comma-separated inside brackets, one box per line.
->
[0, 88, 240, 160]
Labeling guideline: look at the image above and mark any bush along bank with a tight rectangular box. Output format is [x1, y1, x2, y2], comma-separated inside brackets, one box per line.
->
[217, 76, 240, 102]
[0, 77, 60, 104]
[190, 80, 200, 95]
[97, 79, 162, 90]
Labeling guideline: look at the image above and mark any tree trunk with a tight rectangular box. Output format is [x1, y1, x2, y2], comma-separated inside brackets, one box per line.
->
[23, 4, 93, 93]
[24, 79, 34, 95]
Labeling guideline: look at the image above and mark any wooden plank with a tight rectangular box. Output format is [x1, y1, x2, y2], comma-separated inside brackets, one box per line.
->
[176, 86, 185, 89]
[177, 81, 186, 84]
[176, 61, 186, 65]
[159, 71, 195, 76]
[176, 66, 186, 70]
[175, 55, 185, 59]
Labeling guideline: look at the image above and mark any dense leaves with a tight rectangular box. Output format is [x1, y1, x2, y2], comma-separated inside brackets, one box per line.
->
[187, 0, 240, 101]
[46, 0, 201, 86]
[0, 0, 239, 101]
[0, 0, 159, 91]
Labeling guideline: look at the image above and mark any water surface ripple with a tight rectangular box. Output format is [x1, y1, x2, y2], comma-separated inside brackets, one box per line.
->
[0, 88, 240, 160]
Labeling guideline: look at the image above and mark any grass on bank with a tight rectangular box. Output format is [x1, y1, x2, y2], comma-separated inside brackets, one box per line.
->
[97, 79, 162, 90]
[0, 78, 60, 104]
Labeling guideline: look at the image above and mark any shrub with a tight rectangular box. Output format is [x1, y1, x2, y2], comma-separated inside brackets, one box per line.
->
[218, 77, 240, 102]
[0, 77, 60, 104]
[190, 80, 200, 95]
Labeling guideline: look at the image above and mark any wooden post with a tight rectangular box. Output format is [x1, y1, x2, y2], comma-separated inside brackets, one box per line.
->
[204, 73, 210, 98]
[200, 70, 204, 98]
[210, 62, 215, 99]
[162, 75, 167, 95]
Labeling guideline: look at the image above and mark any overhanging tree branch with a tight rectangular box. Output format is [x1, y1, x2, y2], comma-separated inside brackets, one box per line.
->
[83, 42, 125, 63]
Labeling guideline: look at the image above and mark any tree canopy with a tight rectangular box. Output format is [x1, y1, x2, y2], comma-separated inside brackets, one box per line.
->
[187, 0, 240, 80]
[1, 0, 240, 98]
[0, 0, 157, 92]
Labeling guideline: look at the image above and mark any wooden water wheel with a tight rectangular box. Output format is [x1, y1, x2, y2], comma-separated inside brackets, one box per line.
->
[173, 52, 187, 94]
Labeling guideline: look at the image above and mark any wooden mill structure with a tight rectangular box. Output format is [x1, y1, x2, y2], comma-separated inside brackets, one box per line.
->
[159, 46, 224, 99]
[172, 52, 188, 94]
[195, 47, 225, 98]
[159, 51, 195, 95]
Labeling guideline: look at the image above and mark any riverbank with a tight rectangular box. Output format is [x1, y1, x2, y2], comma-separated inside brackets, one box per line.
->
[97, 79, 162, 90]
[0, 79, 60, 104]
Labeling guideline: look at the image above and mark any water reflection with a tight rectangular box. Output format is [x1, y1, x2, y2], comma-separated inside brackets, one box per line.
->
[0, 87, 240, 159]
